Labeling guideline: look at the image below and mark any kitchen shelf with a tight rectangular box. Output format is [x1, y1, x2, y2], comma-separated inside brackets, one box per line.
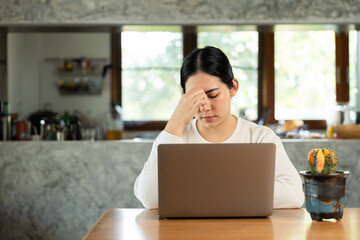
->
[45, 57, 109, 95]
[57, 72, 102, 77]
[57, 77, 102, 95]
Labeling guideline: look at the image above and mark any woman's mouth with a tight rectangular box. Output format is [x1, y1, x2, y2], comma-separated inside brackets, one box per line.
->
[202, 116, 216, 122]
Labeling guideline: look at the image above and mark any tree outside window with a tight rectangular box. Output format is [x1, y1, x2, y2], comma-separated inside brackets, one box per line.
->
[122, 26, 183, 121]
[275, 31, 335, 120]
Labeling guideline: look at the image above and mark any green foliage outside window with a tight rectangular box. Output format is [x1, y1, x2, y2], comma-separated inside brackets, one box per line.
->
[275, 31, 335, 120]
[122, 27, 347, 122]
[122, 29, 182, 121]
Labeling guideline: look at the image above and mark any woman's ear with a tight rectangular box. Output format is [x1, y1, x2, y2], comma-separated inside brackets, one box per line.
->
[230, 78, 239, 97]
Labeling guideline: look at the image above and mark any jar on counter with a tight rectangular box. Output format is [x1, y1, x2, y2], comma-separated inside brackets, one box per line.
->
[16, 120, 31, 141]
[105, 103, 124, 140]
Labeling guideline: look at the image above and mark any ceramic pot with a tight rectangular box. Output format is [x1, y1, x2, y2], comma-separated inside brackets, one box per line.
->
[299, 170, 350, 221]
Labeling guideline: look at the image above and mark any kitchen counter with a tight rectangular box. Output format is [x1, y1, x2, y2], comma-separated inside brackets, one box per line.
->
[0, 139, 359, 240]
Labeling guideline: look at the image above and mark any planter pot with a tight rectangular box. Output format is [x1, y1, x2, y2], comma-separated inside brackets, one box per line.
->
[299, 170, 350, 221]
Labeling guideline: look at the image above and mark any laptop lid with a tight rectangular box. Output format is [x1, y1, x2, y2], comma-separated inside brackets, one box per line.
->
[158, 143, 276, 218]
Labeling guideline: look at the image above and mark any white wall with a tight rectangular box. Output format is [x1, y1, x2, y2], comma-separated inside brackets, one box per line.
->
[8, 33, 110, 122]
[8, 33, 41, 119]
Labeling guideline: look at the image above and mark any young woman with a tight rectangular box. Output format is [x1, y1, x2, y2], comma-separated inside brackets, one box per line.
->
[134, 46, 304, 209]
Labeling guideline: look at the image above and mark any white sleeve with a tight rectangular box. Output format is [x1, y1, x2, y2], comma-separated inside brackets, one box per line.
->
[270, 137, 305, 209]
[133, 131, 181, 209]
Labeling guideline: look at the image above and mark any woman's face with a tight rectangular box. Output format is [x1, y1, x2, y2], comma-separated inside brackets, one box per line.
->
[185, 71, 238, 129]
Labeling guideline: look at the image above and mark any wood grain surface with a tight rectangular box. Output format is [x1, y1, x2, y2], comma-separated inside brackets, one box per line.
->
[83, 208, 360, 240]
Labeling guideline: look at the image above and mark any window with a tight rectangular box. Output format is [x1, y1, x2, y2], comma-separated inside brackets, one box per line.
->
[349, 30, 359, 110]
[117, 26, 351, 130]
[121, 26, 183, 121]
[275, 31, 336, 120]
[198, 26, 258, 120]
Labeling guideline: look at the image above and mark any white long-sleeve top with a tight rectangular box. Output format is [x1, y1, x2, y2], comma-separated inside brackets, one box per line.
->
[134, 117, 304, 209]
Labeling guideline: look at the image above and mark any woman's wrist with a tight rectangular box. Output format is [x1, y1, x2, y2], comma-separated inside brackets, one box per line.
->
[164, 119, 186, 137]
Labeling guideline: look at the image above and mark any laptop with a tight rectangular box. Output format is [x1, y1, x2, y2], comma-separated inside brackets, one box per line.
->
[158, 143, 276, 218]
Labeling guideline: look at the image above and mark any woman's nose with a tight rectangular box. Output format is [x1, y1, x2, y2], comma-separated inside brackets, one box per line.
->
[204, 104, 211, 111]
[202, 99, 212, 112]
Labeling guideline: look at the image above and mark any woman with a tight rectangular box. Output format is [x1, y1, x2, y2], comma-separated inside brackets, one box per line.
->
[134, 46, 304, 209]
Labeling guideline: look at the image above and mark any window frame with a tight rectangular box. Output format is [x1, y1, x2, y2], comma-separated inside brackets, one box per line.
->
[112, 25, 351, 131]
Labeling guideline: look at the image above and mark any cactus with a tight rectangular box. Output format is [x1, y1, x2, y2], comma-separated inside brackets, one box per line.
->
[307, 148, 337, 175]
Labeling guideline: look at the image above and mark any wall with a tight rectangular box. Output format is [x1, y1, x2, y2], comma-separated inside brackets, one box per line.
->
[8, 34, 41, 119]
[0, 0, 360, 24]
[7, 33, 110, 121]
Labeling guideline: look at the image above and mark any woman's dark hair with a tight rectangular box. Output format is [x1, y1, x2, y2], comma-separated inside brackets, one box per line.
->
[180, 46, 234, 93]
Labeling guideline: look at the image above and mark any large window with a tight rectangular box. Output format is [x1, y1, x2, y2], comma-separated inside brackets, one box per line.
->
[275, 31, 336, 120]
[349, 30, 359, 110]
[198, 26, 258, 120]
[121, 26, 183, 121]
[118, 26, 353, 130]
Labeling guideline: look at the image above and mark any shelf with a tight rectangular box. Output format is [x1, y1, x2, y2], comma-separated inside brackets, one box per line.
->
[57, 77, 102, 95]
[46, 57, 107, 75]
[45, 57, 109, 95]
[57, 72, 102, 77]
[45, 57, 108, 62]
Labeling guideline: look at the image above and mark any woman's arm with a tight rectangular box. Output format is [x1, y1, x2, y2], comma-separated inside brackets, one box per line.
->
[134, 87, 208, 208]
[134, 131, 181, 209]
[247, 122, 304, 208]
[272, 138, 304, 208]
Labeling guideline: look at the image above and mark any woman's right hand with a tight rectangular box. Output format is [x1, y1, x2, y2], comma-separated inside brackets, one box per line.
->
[165, 87, 210, 137]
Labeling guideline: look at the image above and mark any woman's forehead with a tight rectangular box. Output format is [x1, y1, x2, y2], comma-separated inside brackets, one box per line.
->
[185, 72, 224, 91]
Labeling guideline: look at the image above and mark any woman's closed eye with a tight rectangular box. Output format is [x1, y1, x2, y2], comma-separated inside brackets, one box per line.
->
[208, 93, 219, 99]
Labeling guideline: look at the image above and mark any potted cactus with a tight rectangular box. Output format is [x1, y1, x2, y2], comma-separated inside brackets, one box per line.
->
[299, 148, 350, 221]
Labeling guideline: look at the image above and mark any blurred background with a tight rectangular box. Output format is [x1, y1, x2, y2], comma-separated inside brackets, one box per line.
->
[1, 1, 359, 141]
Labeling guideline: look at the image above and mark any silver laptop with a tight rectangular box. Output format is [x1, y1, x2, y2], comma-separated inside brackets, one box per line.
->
[158, 143, 276, 218]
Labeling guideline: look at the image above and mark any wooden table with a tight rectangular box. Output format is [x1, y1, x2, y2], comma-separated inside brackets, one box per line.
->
[83, 208, 360, 240]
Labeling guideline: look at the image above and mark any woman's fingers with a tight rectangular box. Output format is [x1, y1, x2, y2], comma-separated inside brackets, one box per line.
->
[183, 88, 208, 108]
[193, 98, 210, 113]
[171, 87, 210, 123]
[164, 88, 210, 137]
[185, 87, 207, 102]
[182, 87, 211, 114]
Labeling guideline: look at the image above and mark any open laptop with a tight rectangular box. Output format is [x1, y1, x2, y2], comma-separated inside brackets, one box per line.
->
[158, 143, 276, 218]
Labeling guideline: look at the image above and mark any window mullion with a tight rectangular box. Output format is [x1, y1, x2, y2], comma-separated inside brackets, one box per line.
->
[183, 26, 197, 58]
[111, 29, 122, 106]
[335, 31, 350, 104]
[258, 31, 276, 125]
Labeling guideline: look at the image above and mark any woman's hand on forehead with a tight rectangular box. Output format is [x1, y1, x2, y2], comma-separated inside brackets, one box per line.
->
[186, 87, 206, 98]
[184, 87, 209, 108]
[185, 87, 212, 113]
[165, 86, 210, 137]
[185, 86, 204, 94]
